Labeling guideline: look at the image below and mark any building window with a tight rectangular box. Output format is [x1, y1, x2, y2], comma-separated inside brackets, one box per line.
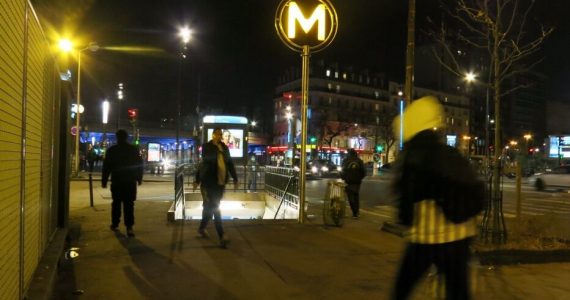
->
[327, 83, 332, 90]
[374, 91, 380, 98]
[451, 118, 454, 125]
[375, 103, 380, 111]
[328, 97, 332, 105]
[336, 85, 341, 93]
[366, 76, 370, 84]
[334, 71, 339, 78]
[278, 101, 282, 108]
[444, 96, 448, 102]
[274, 114, 277, 122]
[342, 72, 347, 80]
[326, 69, 330, 77]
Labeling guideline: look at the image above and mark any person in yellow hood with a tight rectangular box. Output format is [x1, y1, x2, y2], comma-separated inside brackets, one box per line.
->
[390, 96, 484, 299]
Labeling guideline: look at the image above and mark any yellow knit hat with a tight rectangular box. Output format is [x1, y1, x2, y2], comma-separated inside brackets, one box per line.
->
[392, 96, 445, 143]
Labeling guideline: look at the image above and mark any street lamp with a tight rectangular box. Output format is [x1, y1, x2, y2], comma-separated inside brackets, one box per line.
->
[286, 111, 293, 165]
[176, 26, 192, 165]
[60, 39, 99, 176]
[116, 82, 124, 130]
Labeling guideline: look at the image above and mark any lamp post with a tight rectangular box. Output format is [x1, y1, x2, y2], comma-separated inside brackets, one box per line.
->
[176, 26, 192, 165]
[285, 107, 293, 166]
[116, 83, 124, 130]
[60, 40, 99, 176]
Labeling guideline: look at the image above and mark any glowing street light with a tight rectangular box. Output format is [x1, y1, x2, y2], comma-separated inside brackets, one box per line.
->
[59, 39, 99, 176]
[464, 72, 477, 82]
[176, 26, 192, 164]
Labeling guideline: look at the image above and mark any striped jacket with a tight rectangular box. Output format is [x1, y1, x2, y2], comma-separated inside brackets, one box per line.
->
[392, 130, 484, 244]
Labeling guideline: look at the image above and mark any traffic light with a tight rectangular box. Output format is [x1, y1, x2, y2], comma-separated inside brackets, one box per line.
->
[309, 136, 317, 143]
[127, 108, 138, 123]
[375, 144, 384, 153]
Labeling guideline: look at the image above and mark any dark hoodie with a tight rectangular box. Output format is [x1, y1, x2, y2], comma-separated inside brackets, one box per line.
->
[392, 130, 485, 226]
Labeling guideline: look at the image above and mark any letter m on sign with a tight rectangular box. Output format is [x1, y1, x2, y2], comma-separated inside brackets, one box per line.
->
[287, 2, 326, 41]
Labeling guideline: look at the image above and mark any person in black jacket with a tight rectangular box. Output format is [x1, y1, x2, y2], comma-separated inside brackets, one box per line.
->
[193, 127, 238, 248]
[102, 130, 143, 237]
[340, 149, 367, 219]
[390, 96, 484, 300]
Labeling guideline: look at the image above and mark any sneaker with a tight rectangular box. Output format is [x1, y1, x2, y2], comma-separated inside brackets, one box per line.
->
[110, 225, 119, 232]
[219, 236, 230, 248]
[126, 227, 135, 237]
[197, 229, 209, 239]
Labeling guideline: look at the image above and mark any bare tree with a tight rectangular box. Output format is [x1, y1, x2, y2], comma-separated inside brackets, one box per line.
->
[429, 0, 553, 243]
[376, 107, 398, 162]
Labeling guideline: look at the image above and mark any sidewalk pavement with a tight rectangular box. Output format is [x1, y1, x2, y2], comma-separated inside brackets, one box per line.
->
[47, 181, 570, 300]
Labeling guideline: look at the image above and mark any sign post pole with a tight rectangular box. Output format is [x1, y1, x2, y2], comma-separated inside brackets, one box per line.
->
[275, 0, 338, 224]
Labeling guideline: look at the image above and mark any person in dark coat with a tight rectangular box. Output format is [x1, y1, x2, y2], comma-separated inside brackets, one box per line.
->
[340, 149, 367, 219]
[390, 96, 484, 300]
[102, 129, 143, 237]
[193, 127, 238, 248]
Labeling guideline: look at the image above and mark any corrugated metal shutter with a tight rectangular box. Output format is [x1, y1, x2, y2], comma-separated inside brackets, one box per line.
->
[0, 0, 25, 298]
[23, 10, 44, 287]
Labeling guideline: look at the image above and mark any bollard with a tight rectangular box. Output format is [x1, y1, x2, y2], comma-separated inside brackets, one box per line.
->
[516, 161, 522, 220]
[89, 173, 94, 207]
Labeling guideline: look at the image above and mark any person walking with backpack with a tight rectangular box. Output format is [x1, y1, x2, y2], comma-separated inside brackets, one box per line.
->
[389, 96, 484, 299]
[340, 149, 367, 219]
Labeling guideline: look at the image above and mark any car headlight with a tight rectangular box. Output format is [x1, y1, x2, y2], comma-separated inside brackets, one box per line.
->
[321, 166, 329, 172]
[311, 166, 318, 173]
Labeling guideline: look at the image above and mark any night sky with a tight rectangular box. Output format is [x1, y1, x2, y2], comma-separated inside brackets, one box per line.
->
[32, 0, 569, 125]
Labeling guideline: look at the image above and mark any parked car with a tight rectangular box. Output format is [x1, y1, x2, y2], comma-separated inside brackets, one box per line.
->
[309, 159, 342, 177]
[528, 165, 570, 191]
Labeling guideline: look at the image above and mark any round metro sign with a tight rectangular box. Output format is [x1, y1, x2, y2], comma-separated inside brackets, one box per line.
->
[275, 0, 338, 53]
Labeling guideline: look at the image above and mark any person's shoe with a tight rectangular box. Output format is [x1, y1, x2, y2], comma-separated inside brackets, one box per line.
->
[126, 227, 135, 237]
[352, 215, 359, 220]
[219, 236, 230, 248]
[197, 229, 209, 239]
[110, 225, 119, 232]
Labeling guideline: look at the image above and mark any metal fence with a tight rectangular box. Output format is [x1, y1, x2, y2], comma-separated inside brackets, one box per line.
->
[264, 166, 299, 216]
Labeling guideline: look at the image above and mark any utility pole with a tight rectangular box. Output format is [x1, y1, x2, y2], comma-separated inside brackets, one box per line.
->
[404, 0, 416, 106]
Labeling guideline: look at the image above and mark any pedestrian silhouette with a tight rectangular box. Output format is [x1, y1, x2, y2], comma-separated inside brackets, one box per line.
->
[340, 148, 366, 219]
[102, 129, 144, 237]
[390, 96, 484, 299]
[194, 127, 238, 248]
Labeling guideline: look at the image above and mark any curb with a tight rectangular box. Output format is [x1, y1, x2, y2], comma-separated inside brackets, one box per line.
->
[25, 228, 68, 300]
[476, 249, 570, 265]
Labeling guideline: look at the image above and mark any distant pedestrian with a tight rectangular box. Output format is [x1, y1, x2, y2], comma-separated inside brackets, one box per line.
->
[102, 130, 143, 237]
[87, 144, 97, 172]
[193, 127, 238, 248]
[340, 149, 366, 219]
[390, 96, 484, 300]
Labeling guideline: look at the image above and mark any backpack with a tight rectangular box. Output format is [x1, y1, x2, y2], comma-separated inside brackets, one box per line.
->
[342, 160, 364, 184]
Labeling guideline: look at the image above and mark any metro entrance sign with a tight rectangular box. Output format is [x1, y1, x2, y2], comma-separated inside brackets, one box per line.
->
[275, 0, 338, 224]
[275, 0, 338, 52]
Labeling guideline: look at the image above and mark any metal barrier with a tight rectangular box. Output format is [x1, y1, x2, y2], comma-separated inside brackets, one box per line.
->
[323, 181, 347, 226]
[174, 164, 186, 219]
[264, 166, 299, 218]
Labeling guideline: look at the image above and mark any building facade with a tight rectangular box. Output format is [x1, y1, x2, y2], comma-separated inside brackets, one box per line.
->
[272, 61, 471, 165]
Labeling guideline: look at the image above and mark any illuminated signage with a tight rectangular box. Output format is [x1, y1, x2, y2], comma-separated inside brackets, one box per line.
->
[275, 0, 338, 52]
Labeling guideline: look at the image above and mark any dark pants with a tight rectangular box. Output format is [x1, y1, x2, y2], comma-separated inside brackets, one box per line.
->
[392, 238, 472, 300]
[111, 182, 137, 228]
[345, 184, 361, 217]
[199, 185, 225, 238]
